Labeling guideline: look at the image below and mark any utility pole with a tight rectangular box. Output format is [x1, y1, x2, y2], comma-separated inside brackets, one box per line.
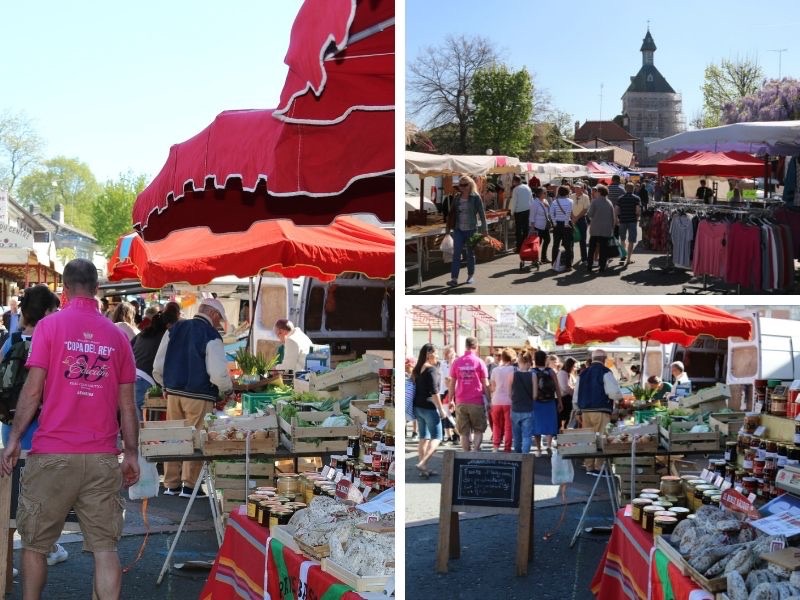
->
[768, 49, 788, 78]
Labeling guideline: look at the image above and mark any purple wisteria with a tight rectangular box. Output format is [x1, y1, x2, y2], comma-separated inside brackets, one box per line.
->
[722, 78, 800, 123]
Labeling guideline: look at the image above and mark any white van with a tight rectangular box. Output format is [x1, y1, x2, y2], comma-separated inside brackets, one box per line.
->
[641, 311, 800, 389]
[251, 274, 394, 365]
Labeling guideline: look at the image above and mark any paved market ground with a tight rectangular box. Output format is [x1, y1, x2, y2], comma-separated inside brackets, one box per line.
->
[405, 434, 616, 600]
[6, 482, 218, 599]
[406, 226, 800, 295]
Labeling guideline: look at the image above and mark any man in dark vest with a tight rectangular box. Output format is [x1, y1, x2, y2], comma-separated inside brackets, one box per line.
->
[574, 349, 623, 475]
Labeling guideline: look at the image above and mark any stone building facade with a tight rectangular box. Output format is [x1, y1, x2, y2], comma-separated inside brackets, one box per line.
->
[621, 28, 685, 164]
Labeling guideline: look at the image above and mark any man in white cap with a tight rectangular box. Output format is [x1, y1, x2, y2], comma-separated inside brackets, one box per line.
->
[273, 318, 313, 373]
[671, 361, 689, 384]
[153, 297, 234, 497]
[574, 349, 623, 475]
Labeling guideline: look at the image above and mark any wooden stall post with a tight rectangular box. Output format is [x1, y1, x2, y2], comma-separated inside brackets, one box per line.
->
[436, 450, 534, 576]
[0, 472, 12, 596]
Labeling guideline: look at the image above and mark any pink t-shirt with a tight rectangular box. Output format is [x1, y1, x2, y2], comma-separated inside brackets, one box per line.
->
[490, 365, 515, 406]
[450, 351, 488, 405]
[28, 296, 136, 454]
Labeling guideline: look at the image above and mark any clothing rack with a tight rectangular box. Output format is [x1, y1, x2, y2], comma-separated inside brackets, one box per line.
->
[648, 201, 785, 294]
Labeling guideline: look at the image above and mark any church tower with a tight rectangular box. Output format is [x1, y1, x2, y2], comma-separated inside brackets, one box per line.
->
[621, 28, 685, 163]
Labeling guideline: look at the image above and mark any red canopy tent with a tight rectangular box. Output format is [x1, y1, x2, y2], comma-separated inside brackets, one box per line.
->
[107, 216, 394, 287]
[132, 0, 394, 242]
[657, 151, 765, 178]
[555, 305, 752, 347]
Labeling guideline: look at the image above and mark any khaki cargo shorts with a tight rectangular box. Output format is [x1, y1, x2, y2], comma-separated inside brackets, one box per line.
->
[18, 453, 124, 554]
[456, 403, 487, 435]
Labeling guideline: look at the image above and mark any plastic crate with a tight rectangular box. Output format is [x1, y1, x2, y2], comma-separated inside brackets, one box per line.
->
[634, 408, 667, 424]
[242, 392, 291, 414]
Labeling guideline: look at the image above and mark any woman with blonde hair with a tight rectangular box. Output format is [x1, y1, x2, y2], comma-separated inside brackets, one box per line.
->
[112, 301, 138, 342]
[445, 175, 488, 287]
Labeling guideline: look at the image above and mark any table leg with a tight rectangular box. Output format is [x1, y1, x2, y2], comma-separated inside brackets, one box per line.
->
[156, 463, 208, 584]
[417, 238, 423, 289]
[569, 461, 608, 548]
[205, 471, 224, 546]
[603, 459, 619, 516]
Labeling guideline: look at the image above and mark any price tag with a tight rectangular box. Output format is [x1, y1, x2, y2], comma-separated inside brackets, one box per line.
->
[346, 447, 353, 457]
[321, 465, 332, 479]
[735, 485, 744, 494]
[701, 468, 710, 481]
[714, 475, 724, 488]
[362, 486, 371, 499]
[353, 477, 361, 488]
[748, 493, 757, 503]
[376, 419, 388, 431]
[754, 425, 767, 437]
[721, 481, 733, 491]
[334, 472, 344, 483]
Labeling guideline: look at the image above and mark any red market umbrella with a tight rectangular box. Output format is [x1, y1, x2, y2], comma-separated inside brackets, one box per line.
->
[108, 216, 394, 287]
[657, 151, 765, 178]
[555, 305, 752, 347]
[132, 0, 394, 242]
[274, 0, 394, 124]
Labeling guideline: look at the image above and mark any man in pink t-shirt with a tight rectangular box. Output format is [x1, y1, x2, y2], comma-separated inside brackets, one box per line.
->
[1, 259, 139, 599]
[448, 337, 489, 451]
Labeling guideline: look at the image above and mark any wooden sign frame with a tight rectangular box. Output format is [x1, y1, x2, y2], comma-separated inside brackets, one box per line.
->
[436, 450, 534, 576]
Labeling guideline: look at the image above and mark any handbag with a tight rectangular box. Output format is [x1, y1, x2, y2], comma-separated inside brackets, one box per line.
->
[440, 234, 454, 263]
[606, 237, 621, 259]
[129, 451, 160, 500]
[519, 233, 541, 261]
[616, 237, 628, 259]
[572, 226, 581, 242]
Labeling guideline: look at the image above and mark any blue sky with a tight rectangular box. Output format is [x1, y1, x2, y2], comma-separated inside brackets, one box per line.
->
[405, 0, 798, 132]
[2, 1, 302, 182]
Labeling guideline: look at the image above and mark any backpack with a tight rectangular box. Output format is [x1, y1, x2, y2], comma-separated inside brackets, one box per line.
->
[533, 367, 556, 401]
[0, 333, 32, 425]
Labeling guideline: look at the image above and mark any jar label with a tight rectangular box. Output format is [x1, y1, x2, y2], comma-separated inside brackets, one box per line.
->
[724, 450, 731, 461]
[743, 459, 753, 469]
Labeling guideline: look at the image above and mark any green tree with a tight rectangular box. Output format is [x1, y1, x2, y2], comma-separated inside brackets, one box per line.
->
[0, 110, 43, 195]
[525, 305, 567, 333]
[701, 57, 763, 127]
[92, 172, 147, 255]
[470, 66, 533, 157]
[16, 157, 99, 233]
[56, 247, 76, 265]
[407, 34, 499, 153]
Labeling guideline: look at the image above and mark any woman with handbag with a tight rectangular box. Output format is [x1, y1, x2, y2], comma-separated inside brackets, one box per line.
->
[445, 175, 488, 287]
[528, 187, 551, 264]
[586, 184, 618, 274]
[549, 186, 574, 270]
[411, 343, 448, 477]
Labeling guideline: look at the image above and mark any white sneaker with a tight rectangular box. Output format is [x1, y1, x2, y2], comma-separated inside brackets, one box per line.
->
[12, 567, 18, 577]
[47, 543, 68, 566]
[466, 276, 475, 284]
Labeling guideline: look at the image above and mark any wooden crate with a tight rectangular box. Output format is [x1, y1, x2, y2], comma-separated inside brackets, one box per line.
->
[296, 539, 330, 561]
[140, 420, 196, 457]
[212, 477, 274, 492]
[660, 422, 720, 452]
[212, 461, 275, 477]
[278, 409, 359, 453]
[601, 423, 659, 455]
[270, 524, 301, 553]
[708, 412, 745, 441]
[143, 395, 167, 409]
[349, 400, 374, 427]
[310, 354, 383, 391]
[556, 429, 599, 456]
[321, 558, 392, 593]
[610, 456, 656, 469]
[685, 561, 726, 593]
[202, 433, 279, 456]
[654, 535, 688, 575]
[220, 498, 245, 514]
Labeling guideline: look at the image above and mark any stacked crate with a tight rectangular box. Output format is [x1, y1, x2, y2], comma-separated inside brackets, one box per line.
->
[211, 460, 275, 516]
[611, 456, 662, 502]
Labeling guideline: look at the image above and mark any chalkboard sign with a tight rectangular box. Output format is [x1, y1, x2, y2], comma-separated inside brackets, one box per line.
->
[452, 457, 521, 509]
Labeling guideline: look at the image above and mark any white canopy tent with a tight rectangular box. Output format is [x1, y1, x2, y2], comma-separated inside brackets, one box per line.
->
[405, 151, 522, 177]
[647, 120, 800, 156]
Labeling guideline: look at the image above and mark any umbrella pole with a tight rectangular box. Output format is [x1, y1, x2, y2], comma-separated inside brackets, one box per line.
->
[248, 277, 255, 354]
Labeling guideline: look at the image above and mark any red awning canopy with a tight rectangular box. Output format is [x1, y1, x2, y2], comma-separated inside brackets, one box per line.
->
[274, 0, 394, 124]
[657, 151, 765, 178]
[132, 0, 394, 242]
[108, 216, 394, 287]
[555, 305, 752, 347]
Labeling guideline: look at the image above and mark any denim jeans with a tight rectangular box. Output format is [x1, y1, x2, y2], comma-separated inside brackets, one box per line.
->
[575, 216, 588, 261]
[450, 228, 476, 280]
[511, 410, 534, 454]
[135, 376, 153, 422]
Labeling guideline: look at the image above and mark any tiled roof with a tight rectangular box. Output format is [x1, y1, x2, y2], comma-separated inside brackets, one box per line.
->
[625, 65, 676, 94]
[574, 121, 637, 142]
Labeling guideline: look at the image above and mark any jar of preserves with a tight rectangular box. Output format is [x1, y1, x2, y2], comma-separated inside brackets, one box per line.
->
[742, 477, 758, 495]
[641, 488, 661, 495]
[788, 447, 800, 467]
[764, 457, 778, 481]
[743, 448, 756, 470]
[725, 464, 737, 484]
[778, 444, 789, 468]
[631, 498, 651, 523]
[724, 441, 738, 464]
[795, 421, 800, 447]
[653, 516, 678, 537]
[758, 438, 768, 460]
[642, 505, 661, 532]
[380, 451, 391, 476]
[753, 458, 766, 477]
[277, 475, 300, 496]
[360, 471, 377, 487]
[735, 469, 745, 484]
[671, 506, 691, 521]
[372, 451, 382, 471]
[744, 413, 760, 434]
[660, 476, 682, 497]
[738, 432, 752, 451]
[347, 436, 360, 459]
[384, 432, 395, 447]
[766, 439, 778, 458]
